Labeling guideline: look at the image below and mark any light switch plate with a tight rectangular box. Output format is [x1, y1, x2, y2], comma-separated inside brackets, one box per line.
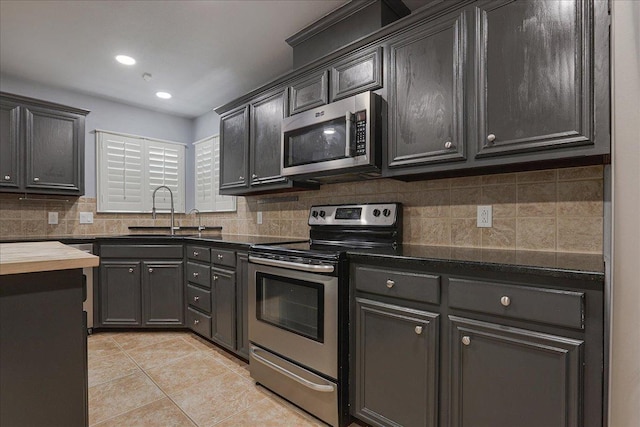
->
[477, 205, 492, 228]
[48, 212, 58, 225]
[79, 212, 94, 224]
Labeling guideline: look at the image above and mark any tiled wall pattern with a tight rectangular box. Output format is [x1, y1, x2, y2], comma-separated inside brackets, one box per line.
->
[0, 165, 604, 253]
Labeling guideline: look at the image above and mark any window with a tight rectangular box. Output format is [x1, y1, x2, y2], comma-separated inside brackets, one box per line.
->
[97, 130, 185, 213]
[194, 135, 236, 212]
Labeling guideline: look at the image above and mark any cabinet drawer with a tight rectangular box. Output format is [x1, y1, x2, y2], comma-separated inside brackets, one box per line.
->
[448, 278, 585, 329]
[354, 265, 440, 304]
[187, 284, 211, 313]
[100, 245, 182, 259]
[187, 307, 211, 338]
[187, 245, 210, 262]
[211, 249, 236, 268]
[187, 262, 211, 288]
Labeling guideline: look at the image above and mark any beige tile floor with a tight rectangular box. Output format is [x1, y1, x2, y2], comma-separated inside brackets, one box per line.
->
[88, 331, 359, 427]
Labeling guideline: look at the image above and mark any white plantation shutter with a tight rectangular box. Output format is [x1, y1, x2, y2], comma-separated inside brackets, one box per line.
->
[194, 135, 236, 212]
[146, 140, 185, 212]
[97, 130, 185, 213]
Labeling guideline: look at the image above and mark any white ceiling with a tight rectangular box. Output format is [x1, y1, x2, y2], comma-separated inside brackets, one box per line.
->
[0, 0, 423, 119]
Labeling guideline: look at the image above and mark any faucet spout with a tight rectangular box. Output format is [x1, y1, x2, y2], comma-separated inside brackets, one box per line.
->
[152, 185, 176, 235]
[189, 208, 204, 236]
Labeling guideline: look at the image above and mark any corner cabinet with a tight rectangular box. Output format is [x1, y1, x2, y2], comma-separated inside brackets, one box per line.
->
[0, 92, 88, 195]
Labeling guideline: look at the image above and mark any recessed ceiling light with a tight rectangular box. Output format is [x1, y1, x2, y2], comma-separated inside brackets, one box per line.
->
[156, 91, 172, 99]
[115, 55, 136, 65]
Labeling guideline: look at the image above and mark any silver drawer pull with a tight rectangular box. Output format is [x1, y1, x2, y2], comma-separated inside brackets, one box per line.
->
[386, 279, 395, 289]
[193, 272, 199, 278]
[193, 296, 199, 302]
[128, 268, 134, 273]
[462, 336, 471, 346]
[33, 177, 40, 182]
[3, 175, 10, 180]
[213, 275, 219, 281]
[193, 251, 199, 257]
[193, 319, 200, 325]
[415, 326, 423, 335]
[217, 254, 224, 260]
[500, 296, 511, 307]
[148, 268, 153, 273]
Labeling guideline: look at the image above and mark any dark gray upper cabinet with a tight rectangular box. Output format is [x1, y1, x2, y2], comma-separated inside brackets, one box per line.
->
[219, 105, 249, 191]
[142, 261, 184, 326]
[99, 261, 142, 326]
[449, 316, 583, 427]
[330, 46, 383, 102]
[289, 70, 329, 115]
[249, 89, 288, 188]
[386, 12, 467, 171]
[473, 0, 594, 157]
[0, 92, 88, 195]
[0, 99, 21, 189]
[355, 298, 439, 427]
[211, 266, 236, 351]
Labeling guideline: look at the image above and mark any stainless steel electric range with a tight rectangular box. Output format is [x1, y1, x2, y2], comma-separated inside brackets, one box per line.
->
[247, 203, 402, 427]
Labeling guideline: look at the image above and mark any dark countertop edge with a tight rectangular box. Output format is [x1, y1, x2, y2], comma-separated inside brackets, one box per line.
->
[127, 226, 223, 231]
[347, 251, 605, 283]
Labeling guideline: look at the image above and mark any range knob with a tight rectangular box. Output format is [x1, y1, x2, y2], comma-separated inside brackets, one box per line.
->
[373, 209, 381, 217]
[311, 210, 319, 218]
[383, 208, 391, 217]
[319, 210, 326, 218]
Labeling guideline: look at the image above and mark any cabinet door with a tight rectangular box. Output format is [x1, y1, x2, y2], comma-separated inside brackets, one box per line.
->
[219, 105, 249, 191]
[289, 70, 329, 115]
[330, 47, 383, 101]
[473, 0, 593, 157]
[99, 261, 142, 326]
[449, 316, 583, 427]
[235, 253, 249, 359]
[387, 12, 466, 170]
[249, 89, 288, 188]
[0, 100, 21, 189]
[211, 266, 236, 351]
[142, 261, 184, 326]
[24, 105, 83, 193]
[354, 298, 439, 427]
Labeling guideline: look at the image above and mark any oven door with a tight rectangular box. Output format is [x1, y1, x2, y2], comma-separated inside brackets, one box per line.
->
[248, 262, 338, 379]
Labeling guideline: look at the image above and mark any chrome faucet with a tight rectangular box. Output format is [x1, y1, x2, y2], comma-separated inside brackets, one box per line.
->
[151, 185, 177, 235]
[189, 208, 205, 236]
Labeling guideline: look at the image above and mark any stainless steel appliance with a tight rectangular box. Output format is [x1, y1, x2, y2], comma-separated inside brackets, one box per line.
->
[281, 91, 381, 182]
[248, 203, 402, 427]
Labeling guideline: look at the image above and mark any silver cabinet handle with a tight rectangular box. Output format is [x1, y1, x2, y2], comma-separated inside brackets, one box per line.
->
[193, 296, 199, 302]
[249, 255, 335, 273]
[193, 272, 199, 278]
[462, 336, 471, 346]
[33, 177, 40, 182]
[3, 175, 10, 180]
[252, 173, 258, 179]
[193, 319, 200, 325]
[500, 296, 511, 307]
[487, 134, 496, 143]
[148, 268, 153, 273]
[444, 141, 453, 149]
[239, 176, 244, 180]
[128, 268, 134, 273]
[386, 279, 395, 289]
[217, 254, 224, 260]
[213, 275, 219, 281]
[193, 251, 199, 257]
[415, 326, 423, 335]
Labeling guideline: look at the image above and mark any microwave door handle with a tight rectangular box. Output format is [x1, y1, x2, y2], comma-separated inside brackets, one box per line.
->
[345, 111, 353, 157]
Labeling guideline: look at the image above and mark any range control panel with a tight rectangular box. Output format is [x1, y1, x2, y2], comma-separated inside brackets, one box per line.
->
[308, 203, 400, 227]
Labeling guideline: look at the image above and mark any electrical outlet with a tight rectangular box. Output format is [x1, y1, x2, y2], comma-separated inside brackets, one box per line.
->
[79, 212, 94, 224]
[48, 212, 58, 225]
[257, 211, 263, 225]
[477, 205, 492, 228]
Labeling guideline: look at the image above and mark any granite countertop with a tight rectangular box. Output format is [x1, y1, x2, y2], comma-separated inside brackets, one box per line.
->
[0, 241, 100, 275]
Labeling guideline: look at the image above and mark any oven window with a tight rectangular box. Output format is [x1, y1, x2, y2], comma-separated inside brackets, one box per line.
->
[284, 117, 347, 168]
[256, 273, 324, 343]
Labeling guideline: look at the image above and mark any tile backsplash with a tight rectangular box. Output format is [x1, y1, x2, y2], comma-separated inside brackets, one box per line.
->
[0, 165, 604, 253]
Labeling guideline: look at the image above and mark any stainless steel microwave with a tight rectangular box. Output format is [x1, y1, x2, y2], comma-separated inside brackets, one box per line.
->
[281, 91, 381, 181]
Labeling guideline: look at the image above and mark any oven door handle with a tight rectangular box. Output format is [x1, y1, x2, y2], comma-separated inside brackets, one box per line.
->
[248, 255, 335, 273]
[250, 347, 336, 393]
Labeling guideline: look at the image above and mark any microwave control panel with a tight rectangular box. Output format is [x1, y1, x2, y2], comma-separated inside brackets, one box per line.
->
[354, 110, 367, 156]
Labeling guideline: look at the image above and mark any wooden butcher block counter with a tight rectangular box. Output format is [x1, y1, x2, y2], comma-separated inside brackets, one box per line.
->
[0, 241, 99, 427]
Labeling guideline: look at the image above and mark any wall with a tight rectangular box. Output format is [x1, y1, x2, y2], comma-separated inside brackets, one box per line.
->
[192, 110, 220, 142]
[0, 165, 604, 255]
[609, 1, 640, 425]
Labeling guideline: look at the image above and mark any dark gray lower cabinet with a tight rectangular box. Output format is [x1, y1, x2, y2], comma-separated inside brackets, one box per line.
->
[354, 298, 439, 427]
[211, 266, 236, 351]
[143, 261, 184, 326]
[449, 316, 583, 427]
[100, 261, 142, 326]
